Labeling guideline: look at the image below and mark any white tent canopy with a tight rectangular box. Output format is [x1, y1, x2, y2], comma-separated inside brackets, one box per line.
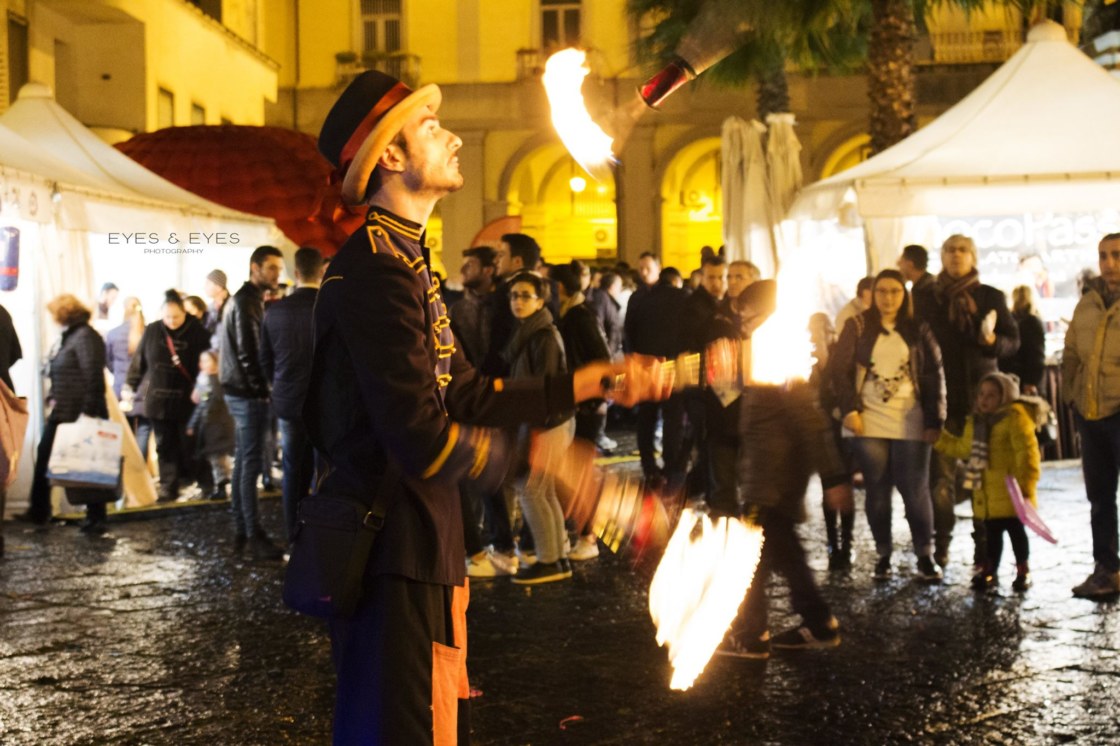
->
[1, 83, 283, 243]
[0, 85, 291, 514]
[792, 21, 1120, 224]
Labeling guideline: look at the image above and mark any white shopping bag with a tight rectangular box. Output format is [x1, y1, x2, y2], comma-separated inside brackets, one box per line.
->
[47, 415, 123, 489]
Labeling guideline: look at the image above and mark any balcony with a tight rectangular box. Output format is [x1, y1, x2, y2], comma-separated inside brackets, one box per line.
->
[926, 29, 1023, 64]
[335, 51, 421, 88]
[516, 49, 544, 80]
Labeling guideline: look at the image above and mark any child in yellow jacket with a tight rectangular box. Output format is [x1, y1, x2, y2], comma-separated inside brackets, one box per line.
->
[935, 372, 1041, 592]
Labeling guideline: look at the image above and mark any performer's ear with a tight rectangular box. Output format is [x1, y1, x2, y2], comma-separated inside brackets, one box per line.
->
[378, 141, 407, 175]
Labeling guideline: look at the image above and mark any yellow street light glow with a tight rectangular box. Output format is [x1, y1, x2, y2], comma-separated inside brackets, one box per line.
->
[569, 175, 588, 193]
[542, 48, 615, 177]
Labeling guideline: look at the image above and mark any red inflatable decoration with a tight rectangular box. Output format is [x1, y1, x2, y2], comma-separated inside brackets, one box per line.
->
[116, 125, 364, 256]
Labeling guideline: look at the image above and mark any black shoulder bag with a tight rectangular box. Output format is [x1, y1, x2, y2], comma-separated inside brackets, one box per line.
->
[282, 459, 401, 619]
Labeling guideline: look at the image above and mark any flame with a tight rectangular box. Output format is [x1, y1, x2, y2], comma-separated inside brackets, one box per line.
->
[542, 49, 615, 175]
[649, 509, 763, 690]
[749, 270, 816, 385]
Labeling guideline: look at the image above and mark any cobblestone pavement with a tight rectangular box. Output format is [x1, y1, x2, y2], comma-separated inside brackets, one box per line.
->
[1, 459, 1118, 745]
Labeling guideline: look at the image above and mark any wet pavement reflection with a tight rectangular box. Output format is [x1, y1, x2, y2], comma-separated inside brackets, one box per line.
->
[1, 460, 1117, 744]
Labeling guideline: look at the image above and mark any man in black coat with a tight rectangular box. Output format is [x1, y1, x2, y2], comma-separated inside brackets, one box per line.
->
[898, 244, 936, 321]
[911, 234, 1019, 567]
[261, 247, 324, 541]
[680, 256, 728, 498]
[310, 70, 659, 744]
[553, 265, 611, 447]
[482, 233, 540, 377]
[219, 244, 286, 560]
[588, 271, 624, 359]
[626, 268, 688, 485]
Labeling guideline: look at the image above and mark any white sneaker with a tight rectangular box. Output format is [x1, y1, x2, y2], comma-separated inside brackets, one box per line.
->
[488, 548, 518, 575]
[467, 548, 515, 579]
[569, 536, 600, 561]
[516, 546, 538, 567]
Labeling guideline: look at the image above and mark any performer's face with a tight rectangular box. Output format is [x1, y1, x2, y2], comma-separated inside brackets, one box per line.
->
[396, 105, 464, 195]
[509, 280, 544, 320]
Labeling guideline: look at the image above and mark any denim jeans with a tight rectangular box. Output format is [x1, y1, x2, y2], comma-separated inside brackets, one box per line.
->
[1075, 410, 1120, 573]
[851, 437, 934, 559]
[130, 416, 152, 463]
[278, 417, 316, 542]
[518, 420, 574, 564]
[226, 395, 269, 538]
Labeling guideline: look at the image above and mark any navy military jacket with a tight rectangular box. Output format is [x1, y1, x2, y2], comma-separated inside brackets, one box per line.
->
[305, 207, 575, 586]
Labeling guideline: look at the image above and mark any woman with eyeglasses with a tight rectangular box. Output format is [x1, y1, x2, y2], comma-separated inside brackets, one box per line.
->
[829, 269, 947, 583]
[502, 273, 575, 584]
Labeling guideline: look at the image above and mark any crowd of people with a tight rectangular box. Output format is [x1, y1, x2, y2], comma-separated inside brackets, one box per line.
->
[425, 229, 1118, 612]
[0, 67, 1118, 746]
[1, 230, 1118, 604]
[6, 246, 327, 560]
[0, 221, 1117, 601]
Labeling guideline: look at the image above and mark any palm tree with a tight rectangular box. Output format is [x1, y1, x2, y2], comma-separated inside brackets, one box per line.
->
[628, 0, 1088, 154]
[867, 0, 918, 153]
[628, 0, 866, 124]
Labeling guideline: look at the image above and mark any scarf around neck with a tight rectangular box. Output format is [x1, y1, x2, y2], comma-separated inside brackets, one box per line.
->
[963, 409, 1008, 491]
[936, 268, 981, 332]
[502, 307, 555, 368]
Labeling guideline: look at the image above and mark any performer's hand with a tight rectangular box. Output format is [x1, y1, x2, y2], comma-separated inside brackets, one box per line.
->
[824, 483, 854, 513]
[572, 355, 670, 408]
[923, 428, 941, 445]
[842, 411, 864, 435]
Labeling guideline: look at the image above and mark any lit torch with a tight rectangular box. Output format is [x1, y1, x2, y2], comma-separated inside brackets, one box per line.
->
[541, 48, 616, 177]
[649, 509, 763, 691]
[543, 0, 754, 160]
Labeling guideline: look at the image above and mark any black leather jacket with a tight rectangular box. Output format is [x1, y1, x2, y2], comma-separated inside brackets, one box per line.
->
[218, 281, 269, 399]
[829, 311, 947, 431]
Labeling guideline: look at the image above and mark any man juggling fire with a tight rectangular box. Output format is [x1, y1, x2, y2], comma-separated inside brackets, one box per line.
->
[303, 70, 667, 744]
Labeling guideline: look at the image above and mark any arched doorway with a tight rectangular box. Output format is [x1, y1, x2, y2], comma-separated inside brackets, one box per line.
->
[659, 137, 722, 274]
[820, 133, 871, 179]
[505, 142, 617, 264]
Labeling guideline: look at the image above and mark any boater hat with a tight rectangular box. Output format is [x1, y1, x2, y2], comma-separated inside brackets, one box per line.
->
[318, 70, 441, 205]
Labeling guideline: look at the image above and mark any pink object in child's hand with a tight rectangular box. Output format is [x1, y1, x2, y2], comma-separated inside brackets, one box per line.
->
[1006, 475, 1057, 544]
